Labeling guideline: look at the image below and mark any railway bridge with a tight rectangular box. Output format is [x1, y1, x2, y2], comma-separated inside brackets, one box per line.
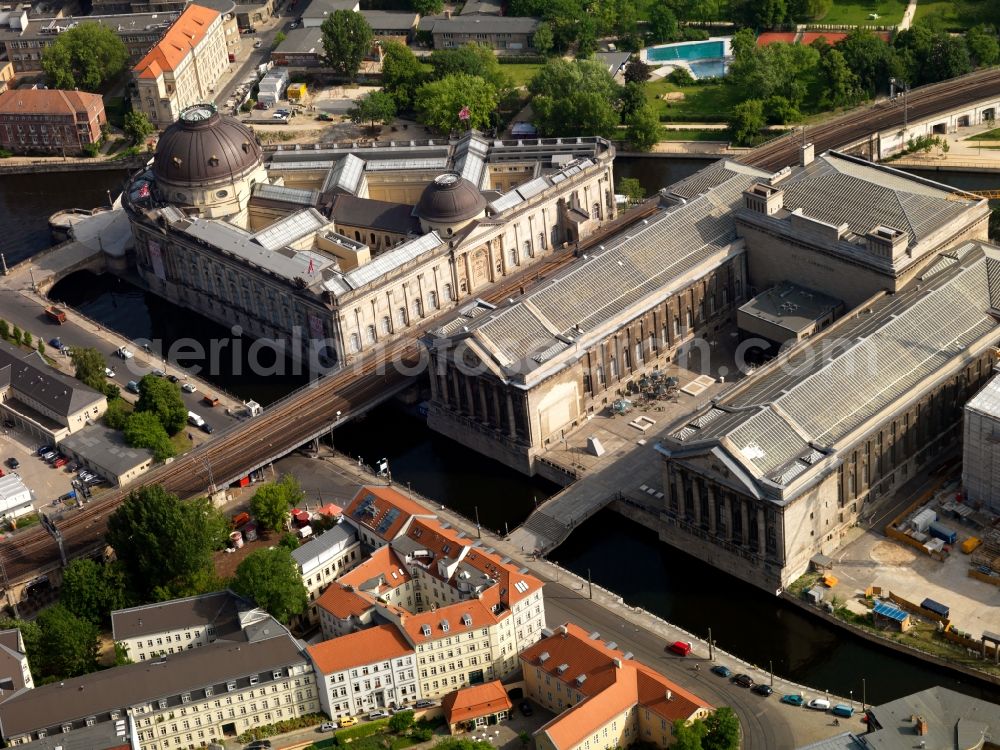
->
[7, 67, 1000, 593]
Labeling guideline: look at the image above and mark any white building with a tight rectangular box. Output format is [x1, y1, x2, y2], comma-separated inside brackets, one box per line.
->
[963, 365, 1000, 512]
[291, 523, 362, 624]
[131, 3, 230, 127]
[0, 475, 32, 522]
[307, 623, 417, 718]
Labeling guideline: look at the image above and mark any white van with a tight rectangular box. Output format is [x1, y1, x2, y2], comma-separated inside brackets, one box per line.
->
[187, 411, 205, 428]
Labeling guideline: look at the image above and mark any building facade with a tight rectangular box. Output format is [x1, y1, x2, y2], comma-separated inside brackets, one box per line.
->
[962, 361, 1000, 513]
[291, 523, 362, 624]
[422, 15, 540, 51]
[521, 623, 711, 750]
[132, 4, 229, 127]
[124, 118, 615, 371]
[0, 88, 105, 154]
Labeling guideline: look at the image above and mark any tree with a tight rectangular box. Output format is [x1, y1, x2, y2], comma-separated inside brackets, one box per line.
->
[543, 0, 586, 52]
[672, 718, 708, 750]
[136, 374, 187, 435]
[36, 605, 99, 679]
[37, 339, 45, 356]
[728, 98, 765, 146]
[123, 110, 154, 145]
[429, 44, 510, 93]
[350, 90, 397, 128]
[529, 59, 620, 137]
[124, 411, 175, 461]
[21, 331, 31, 347]
[432, 740, 494, 750]
[967, 25, 1000, 67]
[838, 29, 902, 96]
[104, 398, 130, 430]
[620, 81, 647, 120]
[60, 558, 129, 625]
[106, 485, 218, 600]
[703, 707, 741, 750]
[616, 176, 645, 204]
[533, 22, 554, 56]
[763, 95, 800, 124]
[623, 56, 652, 84]
[625, 104, 661, 150]
[412, 0, 444, 14]
[667, 66, 696, 86]
[388, 710, 415, 733]
[0, 320, 7, 339]
[273, 30, 287, 47]
[790, 0, 830, 20]
[71, 346, 107, 391]
[0, 616, 41, 682]
[819, 48, 862, 109]
[647, 3, 679, 43]
[414, 73, 499, 133]
[10, 325, 19, 345]
[381, 41, 424, 109]
[249, 474, 303, 533]
[41, 22, 128, 91]
[231, 547, 308, 624]
[321, 10, 373, 78]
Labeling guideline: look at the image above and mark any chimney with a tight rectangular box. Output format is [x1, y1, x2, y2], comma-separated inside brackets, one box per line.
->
[916, 716, 928, 736]
[866, 225, 908, 261]
[800, 142, 815, 167]
[743, 183, 783, 216]
[985, 245, 1000, 316]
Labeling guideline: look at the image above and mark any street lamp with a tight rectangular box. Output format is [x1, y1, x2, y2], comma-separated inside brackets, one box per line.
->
[862, 678, 866, 711]
[890, 77, 910, 136]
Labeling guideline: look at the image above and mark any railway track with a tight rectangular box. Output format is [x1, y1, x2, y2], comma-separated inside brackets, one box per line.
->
[5, 68, 997, 584]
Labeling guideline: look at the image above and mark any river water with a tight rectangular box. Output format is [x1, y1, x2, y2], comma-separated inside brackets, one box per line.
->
[10, 162, 1000, 705]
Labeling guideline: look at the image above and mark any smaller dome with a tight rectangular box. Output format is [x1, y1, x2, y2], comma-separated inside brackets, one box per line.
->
[416, 173, 487, 224]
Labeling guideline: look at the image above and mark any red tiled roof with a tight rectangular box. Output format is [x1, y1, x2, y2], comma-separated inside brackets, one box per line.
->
[343, 485, 434, 541]
[398, 598, 497, 644]
[317, 502, 344, 517]
[0, 89, 103, 118]
[339, 545, 412, 592]
[442, 680, 512, 725]
[315, 583, 374, 619]
[133, 4, 220, 80]
[308, 623, 412, 674]
[523, 623, 711, 750]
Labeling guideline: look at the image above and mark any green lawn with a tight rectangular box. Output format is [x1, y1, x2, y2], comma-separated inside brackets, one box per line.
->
[912, 0, 986, 30]
[645, 79, 742, 123]
[969, 128, 1000, 141]
[818, 0, 907, 25]
[502, 63, 545, 87]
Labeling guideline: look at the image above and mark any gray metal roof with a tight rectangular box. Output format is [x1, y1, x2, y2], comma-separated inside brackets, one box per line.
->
[425, 15, 539, 33]
[0, 340, 103, 419]
[323, 153, 365, 195]
[966, 372, 1000, 418]
[342, 231, 443, 289]
[359, 10, 418, 29]
[292, 523, 358, 574]
[59, 424, 153, 478]
[301, 0, 359, 19]
[111, 590, 252, 642]
[272, 26, 324, 55]
[459, 0, 502, 14]
[863, 686, 1000, 750]
[738, 281, 843, 335]
[330, 195, 421, 235]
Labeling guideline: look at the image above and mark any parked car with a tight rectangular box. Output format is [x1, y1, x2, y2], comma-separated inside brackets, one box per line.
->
[167, 374, 180, 383]
[41, 451, 56, 461]
[105, 367, 116, 378]
[807, 698, 832, 711]
[53, 457, 68, 468]
[6, 458, 18, 470]
[37, 445, 53, 456]
[730, 673, 754, 688]
[831, 704, 854, 718]
[182, 382, 197, 393]
[710, 665, 732, 678]
[49, 337, 62, 349]
[338, 717, 358, 728]
[667, 641, 692, 656]
[245, 741, 272, 750]
[367, 710, 389, 720]
[200, 422, 215, 434]
[318, 722, 336, 732]
[288, 20, 298, 28]
[414, 700, 436, 708]
[116, 346, 134, 359]
[253, 39, 262, 48]
[151, 368, 165, 378]
[518, 700, 533, 717]
[127, 380, 140, 394]
[751, 684, 773, 697]
[781, 694, 804, 707]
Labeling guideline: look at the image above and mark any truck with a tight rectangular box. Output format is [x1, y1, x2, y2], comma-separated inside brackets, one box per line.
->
[928, 522, 957, 545]
[920, 598, 950, 619]
[45, 305, 67, 324]
[202, 395, 220, 407]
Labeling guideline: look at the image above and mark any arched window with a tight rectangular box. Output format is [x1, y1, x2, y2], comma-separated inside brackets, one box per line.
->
[523, 239, 532, 258]
[349, 333, 361, 353]
[443, 283, 453, 301]
[381, 316, 391, 334]
[635, 341, 643, 364]
[428, 290, 438, 309]
[413, 298, 423, 318]
[507, 247, 517, 267]
[460, 279, 468, 293]
[366, 325, 376, 344]
[385, 235, 391, 246]
[397, 307, 407, 327]
[354, 231, 361, 241]
[370, 232, 376, 244]
[591, 202, 601, 220]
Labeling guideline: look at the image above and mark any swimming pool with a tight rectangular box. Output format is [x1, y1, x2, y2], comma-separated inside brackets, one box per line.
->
[688, 60, 726, 79]
[645, 39, 726, 63]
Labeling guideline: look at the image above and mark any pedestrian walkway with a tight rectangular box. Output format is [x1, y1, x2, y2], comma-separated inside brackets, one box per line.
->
[899, 0, 918, 30]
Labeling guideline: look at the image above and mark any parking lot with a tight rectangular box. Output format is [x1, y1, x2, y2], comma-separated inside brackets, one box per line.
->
[0, 424, 85, 517]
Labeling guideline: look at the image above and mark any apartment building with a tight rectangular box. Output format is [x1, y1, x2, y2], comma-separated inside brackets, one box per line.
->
[316, 489, 546, 703]
[308, 624, 418, 718]
[521, 624, 712, 750]
[132, 3, 229, 127]
[0, 619, 318, 750]
[291, 523, 362, 624]
[111, 589, 260, 662]
[0, 628, 34, 694]
[0, 88, 104, 154]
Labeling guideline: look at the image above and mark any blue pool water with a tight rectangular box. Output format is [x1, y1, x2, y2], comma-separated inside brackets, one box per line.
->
[646, 40, 725, 62]
[688, 60, 726, 78]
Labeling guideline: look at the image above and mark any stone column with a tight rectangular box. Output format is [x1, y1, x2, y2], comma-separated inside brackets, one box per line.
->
[492, 385, 503, 427]
[478, 382, 490, 425]
[757, 506, 766, 555]
[451, 369, 463, 413]
[722, 493, 731, 541]
[463, 253, 473, 293]
[464, 376, 476, 420]
[438, 369, 450, 407]
[691, 480, 702, 527]
[706, 484, 717, 535]
[428, 361, 439, 400]
[506, 392, 517, 439]
[740, 500, 750, 546]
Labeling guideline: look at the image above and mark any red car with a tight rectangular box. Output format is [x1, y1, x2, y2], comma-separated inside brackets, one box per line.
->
[53, 457, 68, 468]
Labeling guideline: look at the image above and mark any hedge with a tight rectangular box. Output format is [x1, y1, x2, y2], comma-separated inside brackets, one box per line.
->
[335, 718, 390, 743]
[498, 55, 548, 65]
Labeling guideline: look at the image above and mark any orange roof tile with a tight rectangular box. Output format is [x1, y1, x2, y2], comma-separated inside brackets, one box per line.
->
[0, 89, 104, 118]
[442, 680, 512, 725]
[317, 502, 344, 517]
[315, 583, 374, 619]
[343, 485, 434, 542]
[133, 4, 221, 80]
[522, 623, 711, 750]
[398, 598, 497, 644]
[339, 545, 412, 593]
[308, 623, 412, 674]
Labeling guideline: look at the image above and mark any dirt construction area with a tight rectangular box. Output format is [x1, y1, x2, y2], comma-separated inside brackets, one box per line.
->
[824, 523, 1000, 640]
